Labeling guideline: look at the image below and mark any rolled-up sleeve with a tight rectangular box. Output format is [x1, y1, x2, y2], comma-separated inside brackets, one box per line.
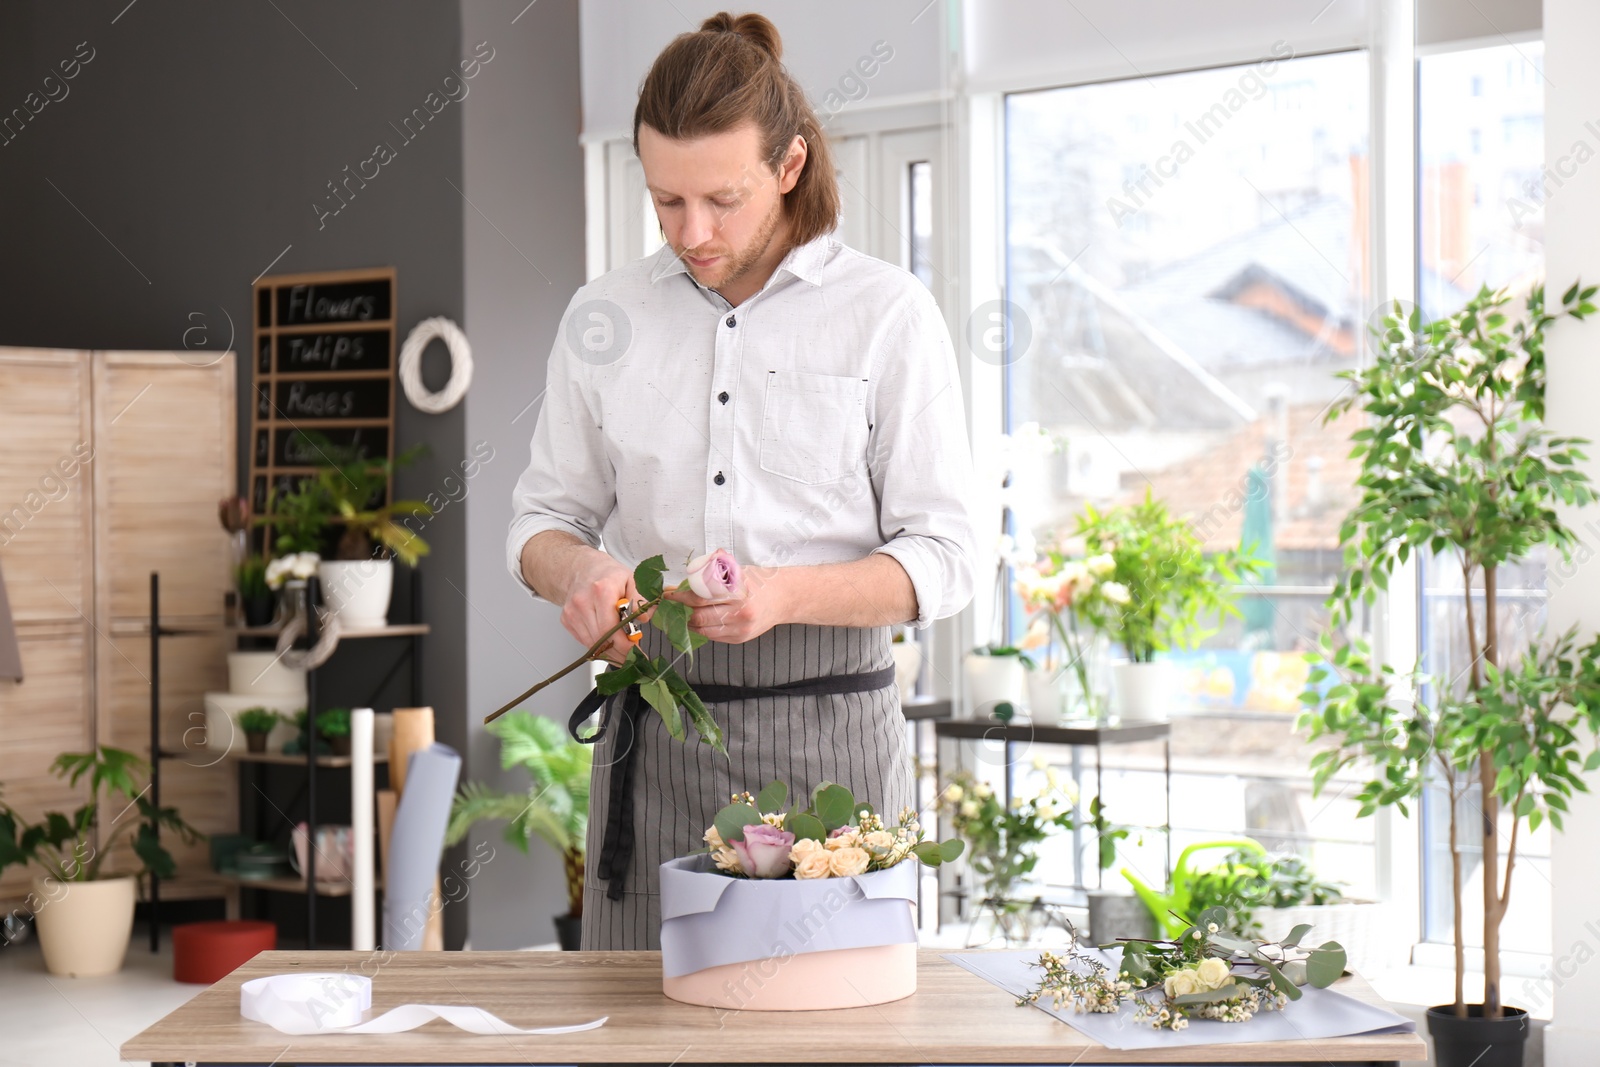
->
[866, 289, 978, 628]
[505, 299, 615, 602]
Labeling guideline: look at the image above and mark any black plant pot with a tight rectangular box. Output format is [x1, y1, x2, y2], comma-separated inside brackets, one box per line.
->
[242, 593, 276, 628]
[553, 913, 582, 951]
[1427, 1003, 1529, 1067]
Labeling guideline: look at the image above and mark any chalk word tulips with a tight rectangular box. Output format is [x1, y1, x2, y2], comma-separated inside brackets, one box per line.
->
[703, 780, 964, 880]
[483, 552, 743, 753]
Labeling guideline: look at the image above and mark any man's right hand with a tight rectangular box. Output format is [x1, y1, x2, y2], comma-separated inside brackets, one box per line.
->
[521, 531, 652, 665]
[561, 553, 644, 666]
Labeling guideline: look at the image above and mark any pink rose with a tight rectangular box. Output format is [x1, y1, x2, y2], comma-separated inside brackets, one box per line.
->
[687, 549, 742, 600]
[731, 823, 795, 879]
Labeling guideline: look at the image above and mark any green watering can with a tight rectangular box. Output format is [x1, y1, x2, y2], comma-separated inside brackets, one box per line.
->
[1121, 837, 1267, 939]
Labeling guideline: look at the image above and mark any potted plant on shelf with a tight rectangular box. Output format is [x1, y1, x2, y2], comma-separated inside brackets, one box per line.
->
[235, 707, 282, 754]
[300, 432, 433, 631]
[0, 747, 202, 977]
[963, 645, 1033, 721]
[1072, 491, 1260, 721]
[446, 711, 590, 950]
[1299, 282, 1600, 1067]
[314, 707, 353, 757]
[938, 766, 1077, 945]
[233, 555, 274, 628]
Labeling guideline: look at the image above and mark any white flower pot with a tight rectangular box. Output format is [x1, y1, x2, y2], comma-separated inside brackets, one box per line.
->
[964, 653, 1025, 720]
[891, 641, 923, 703]
[31, 875, 136, 977]
[226, 651, 307, 699]
[318, 559, 394, 631]
[1108, 660, 1176, 722]
[1025, 664, 1064, 726]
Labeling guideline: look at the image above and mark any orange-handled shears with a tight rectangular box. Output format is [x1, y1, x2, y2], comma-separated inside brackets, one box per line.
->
[617, 597, 642, 644]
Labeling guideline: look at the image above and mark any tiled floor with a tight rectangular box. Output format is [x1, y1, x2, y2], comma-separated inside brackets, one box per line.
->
[0, 931, 204, 1067]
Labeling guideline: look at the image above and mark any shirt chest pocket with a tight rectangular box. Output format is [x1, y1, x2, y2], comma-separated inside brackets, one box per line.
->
[758, 370, 870, 485]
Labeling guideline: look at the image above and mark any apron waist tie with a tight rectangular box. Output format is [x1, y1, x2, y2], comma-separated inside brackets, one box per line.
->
[567, 664, 898, 901]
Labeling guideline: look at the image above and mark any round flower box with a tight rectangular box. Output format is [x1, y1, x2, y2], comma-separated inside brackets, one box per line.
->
[658, 853, 919, 1011]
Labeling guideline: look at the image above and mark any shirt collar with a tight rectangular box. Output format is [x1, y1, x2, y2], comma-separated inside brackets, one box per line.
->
[649, 233, 830, 289]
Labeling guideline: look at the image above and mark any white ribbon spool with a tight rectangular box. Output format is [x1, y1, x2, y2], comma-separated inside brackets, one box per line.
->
[240, 973, 607, 1036]
[399, 316, 473, 414]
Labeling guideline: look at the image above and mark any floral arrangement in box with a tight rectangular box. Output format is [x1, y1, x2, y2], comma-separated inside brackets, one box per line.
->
[703, 779, 963, 879]
[1020, 906, 1346, 1031]
[660, 780, 960, 1011]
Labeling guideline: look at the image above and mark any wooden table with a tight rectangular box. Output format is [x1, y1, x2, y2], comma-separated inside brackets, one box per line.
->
[121, 949, 1427, 1065]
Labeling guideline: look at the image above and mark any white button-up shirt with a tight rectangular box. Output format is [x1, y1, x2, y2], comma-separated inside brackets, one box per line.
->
[506, 234, 977, 628]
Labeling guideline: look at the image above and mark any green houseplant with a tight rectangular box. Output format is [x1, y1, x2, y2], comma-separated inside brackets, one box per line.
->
[314, 707, 352, 756]
[1299, 282, 1600, 1064]
[964, 645, 1034, 722]
[447, 711, 590, 949]
[235, 707, 281, 754]
[1072, 491, 1262, 720]
[0, 747, 203, 976]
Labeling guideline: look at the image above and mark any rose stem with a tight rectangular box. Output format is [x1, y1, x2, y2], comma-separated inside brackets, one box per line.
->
[483, 599, 655, 724]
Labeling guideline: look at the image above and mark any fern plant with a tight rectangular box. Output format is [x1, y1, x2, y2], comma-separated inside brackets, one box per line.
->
[446, 712, 590, 919]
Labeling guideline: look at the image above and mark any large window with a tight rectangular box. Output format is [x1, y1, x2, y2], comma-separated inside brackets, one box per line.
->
[1002, 51, 1376, 900]
[1417, 39, 1550, 956]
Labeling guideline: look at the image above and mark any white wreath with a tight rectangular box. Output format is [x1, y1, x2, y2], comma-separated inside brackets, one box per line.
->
[399, 317, 473, 414]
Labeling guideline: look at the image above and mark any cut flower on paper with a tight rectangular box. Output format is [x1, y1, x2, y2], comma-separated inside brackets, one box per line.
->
[1018, 906, 1346, 1031]
[702, 780, 963, 880]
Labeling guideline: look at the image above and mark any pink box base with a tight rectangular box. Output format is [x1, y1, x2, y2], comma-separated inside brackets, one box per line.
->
[661, 942, 917, 1011]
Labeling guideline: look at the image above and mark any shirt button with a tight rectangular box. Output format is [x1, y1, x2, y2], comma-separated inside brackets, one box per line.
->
[713, 472, 726, 485]
[725, 315, 737, 328]
[717, 391, 729, 404]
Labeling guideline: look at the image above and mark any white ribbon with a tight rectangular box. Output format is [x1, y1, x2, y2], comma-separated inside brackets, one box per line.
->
[240, 973, 608, 1036]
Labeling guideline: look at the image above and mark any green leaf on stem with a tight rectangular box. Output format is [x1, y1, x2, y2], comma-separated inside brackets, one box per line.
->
[634, 555, 666, 601]
[1306, 942, 1347, 987]
[756, 781, 788, 813]
[714, 802, 761, 845]
[640, 676, 682, 741]
[787, 812, 826, 843]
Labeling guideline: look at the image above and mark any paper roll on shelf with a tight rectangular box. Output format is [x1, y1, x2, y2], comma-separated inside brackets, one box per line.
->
[350, 707, 375, 952]
[383, 743, 460, 951]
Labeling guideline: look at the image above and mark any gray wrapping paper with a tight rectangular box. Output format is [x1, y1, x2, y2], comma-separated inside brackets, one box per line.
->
[945, 948, 1416, 1051]
[658, 854, 917, 978]
[383, 743, 461, 950]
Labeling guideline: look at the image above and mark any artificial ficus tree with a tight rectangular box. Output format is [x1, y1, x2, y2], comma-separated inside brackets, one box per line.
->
[1300, 281, 1600, 1019]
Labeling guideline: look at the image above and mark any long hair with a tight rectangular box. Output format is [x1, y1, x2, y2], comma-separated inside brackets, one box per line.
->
[632, 11, 840, 247]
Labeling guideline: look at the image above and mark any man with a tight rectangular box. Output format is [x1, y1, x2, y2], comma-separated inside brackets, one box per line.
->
[507, 11, 976, 950]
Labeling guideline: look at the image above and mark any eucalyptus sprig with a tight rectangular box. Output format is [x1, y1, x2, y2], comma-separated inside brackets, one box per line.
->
[1020, 907, 1345, 1030]
[485, 555, 726, 755]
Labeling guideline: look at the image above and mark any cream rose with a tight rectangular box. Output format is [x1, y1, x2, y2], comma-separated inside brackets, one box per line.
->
[703, 825, 725, 850]
[1163, 969, 1201, 998]
[790, 838, 827, 861]
[828, 846, 870, 877]
[825, 830, 860, 851]
[794, 852, 833, 879]
[863, 830, 895, 851]
[1196, 957, 1232, 990]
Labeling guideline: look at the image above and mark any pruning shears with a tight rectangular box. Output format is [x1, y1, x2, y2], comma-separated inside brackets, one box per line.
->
[616, 597, 643, 644]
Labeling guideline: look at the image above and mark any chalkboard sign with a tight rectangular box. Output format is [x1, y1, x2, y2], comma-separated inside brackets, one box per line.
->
[249, 266, 396, 554]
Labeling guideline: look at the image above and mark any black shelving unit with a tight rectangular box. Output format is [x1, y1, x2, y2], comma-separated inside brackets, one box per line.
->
[146, 569, 427, 950]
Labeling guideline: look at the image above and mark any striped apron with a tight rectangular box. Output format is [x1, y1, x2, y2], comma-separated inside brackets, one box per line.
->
[575, 621, 912, 951]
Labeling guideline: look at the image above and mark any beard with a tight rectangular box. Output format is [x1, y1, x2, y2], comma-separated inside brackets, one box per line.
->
[679, 194, 785, 294]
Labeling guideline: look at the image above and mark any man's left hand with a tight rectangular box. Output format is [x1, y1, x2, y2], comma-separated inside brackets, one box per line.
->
[665, 566, 789, 644]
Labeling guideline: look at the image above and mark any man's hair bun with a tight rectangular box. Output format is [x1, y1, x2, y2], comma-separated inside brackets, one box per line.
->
[698, 11, 782, 61]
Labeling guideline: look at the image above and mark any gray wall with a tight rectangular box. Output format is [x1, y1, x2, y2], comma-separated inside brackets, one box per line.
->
[0, 0, 488, 949]
[460, 0, 589, 948]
